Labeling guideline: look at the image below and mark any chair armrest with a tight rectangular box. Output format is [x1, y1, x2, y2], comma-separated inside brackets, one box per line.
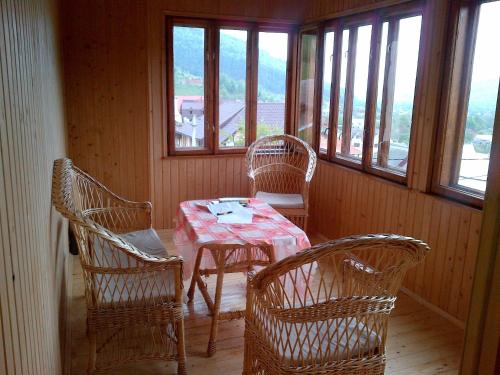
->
[85, 205, 152, 232]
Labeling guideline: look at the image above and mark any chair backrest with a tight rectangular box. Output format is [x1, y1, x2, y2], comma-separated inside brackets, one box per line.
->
[51, 158, 152, 269]
[246, 135, 317, 195]
[52, 158, 176, 308]
[248, 234, 429, 364]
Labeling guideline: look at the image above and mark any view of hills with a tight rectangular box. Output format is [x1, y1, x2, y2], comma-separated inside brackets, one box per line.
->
[173, 27, 287, 102]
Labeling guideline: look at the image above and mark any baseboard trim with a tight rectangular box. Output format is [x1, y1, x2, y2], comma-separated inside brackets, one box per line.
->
[400, 287, 465, 330]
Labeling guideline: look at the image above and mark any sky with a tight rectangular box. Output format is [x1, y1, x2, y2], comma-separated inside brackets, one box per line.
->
[471, 1, 500, 83]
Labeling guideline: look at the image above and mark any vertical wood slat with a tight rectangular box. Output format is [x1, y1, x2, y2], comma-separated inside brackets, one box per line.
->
[310, 160, 482, 324]
[0, 0, 71, 374]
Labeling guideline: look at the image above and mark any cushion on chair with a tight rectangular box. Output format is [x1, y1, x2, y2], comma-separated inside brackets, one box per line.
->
[255, 191, 304, 209]
[276, 319, 381, 364]
[92, 228, 175, 304]
[120, 228, 168, 258]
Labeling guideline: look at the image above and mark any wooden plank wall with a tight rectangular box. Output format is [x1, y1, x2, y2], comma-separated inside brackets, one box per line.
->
[0, 0, 71, 374]
[306, 0, 412, 21]
[62, 0, 150, 202]
[309, 161, 482, 323]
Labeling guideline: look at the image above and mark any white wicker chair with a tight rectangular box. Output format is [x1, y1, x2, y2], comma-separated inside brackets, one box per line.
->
[246, 135, 317, 231]
[243, 234, 429, 375]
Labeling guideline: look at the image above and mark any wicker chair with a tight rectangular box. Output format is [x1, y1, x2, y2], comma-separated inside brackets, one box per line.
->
[246, 135, 317, 231]
[187, 243, 275, 357]
[243, 234, 429, 375]
[51, 158, 186, 375]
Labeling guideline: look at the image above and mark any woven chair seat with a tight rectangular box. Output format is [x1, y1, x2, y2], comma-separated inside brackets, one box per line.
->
[274, 319, 381, 364]
[93, 228, 176, 304]
[255, 191, 305, 209]
[121, 228, 167, 257]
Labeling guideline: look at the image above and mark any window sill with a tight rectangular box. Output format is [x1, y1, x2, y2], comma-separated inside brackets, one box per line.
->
[432, 184, 484, 210]
[161, 152, 247, 160]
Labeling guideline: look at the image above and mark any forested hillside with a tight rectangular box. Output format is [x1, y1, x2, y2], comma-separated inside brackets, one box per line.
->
[173, 27, 287, 101]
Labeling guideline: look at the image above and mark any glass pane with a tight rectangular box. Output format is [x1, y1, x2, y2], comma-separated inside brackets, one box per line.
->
[257, 32, 288, 139]
[457, 1, 500, 192]
[297, 32, 317, 145]
[373, 16, 422, 173]
[337, 25, 372, 161]
[337, 29, 350, 153]
[218, 29, 248, 148]
[388, 17, 421, 172]
[373, 22, 389, 164]
[173, 26, 206, 149]
[320, 31, 334, 153]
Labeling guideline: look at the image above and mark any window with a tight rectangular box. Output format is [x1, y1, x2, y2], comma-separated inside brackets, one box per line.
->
[320, 31, 335, 154]
[172, 25, 209, 151]
[373, 15, 422, 174]
[166, 19, 292, 155]
[218, 29, 248, 149]
[337, 24, 372, 162]
[297, 31, 318, 146]
[434, 0, 500, 205]
[303, 4, 423, 182]
[257, 32, 289, 139]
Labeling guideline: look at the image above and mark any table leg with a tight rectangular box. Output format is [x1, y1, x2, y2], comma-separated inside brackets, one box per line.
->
[187, 247, 203, 303]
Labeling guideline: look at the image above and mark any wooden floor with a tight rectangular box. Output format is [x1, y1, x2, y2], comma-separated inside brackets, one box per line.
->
[69, 230, 463, 374]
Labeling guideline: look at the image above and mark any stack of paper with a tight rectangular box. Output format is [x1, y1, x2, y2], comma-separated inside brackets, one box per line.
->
[208, 201, 253, 224]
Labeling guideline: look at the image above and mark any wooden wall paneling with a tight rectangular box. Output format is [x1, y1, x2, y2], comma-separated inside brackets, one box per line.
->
[459, 212, 481, 321]
[438, 205, 461, 310]
[305, 0, 411, 23]
[310, 161, 482, 324]
[156, 0, 307, 23]
[403, 190, 424, 290]
[63, 0, 150, 204]
[447, 208, 471, 317]
[0, 0, 70, 374]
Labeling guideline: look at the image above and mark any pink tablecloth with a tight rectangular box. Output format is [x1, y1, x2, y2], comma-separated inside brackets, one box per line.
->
[174, 199, 311, 280]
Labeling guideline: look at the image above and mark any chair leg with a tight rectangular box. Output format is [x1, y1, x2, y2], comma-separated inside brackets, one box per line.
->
[174, 266, 187, 375]
[187, 247, 203, 302]
[243, 286, 254, 374]
[176, 320, 187, 375]
[87, 331, 97, 375]
[207, 268, 225, 357]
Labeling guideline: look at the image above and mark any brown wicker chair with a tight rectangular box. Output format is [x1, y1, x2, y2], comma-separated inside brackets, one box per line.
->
[246, 135, 317, 231]
[51, 158, 186, 375]
[187, 243, 275, 357]
[243, 234, 429, 375]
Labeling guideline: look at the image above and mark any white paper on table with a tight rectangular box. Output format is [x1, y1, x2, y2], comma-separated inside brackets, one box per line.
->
[216, 204, 253, 224]
[207, 202, 235, 216]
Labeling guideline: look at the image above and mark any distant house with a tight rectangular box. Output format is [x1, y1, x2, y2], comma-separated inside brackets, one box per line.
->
[174, 97, 285, 147]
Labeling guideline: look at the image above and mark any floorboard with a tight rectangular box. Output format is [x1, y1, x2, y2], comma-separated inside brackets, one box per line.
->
[69, 229, 463, 374]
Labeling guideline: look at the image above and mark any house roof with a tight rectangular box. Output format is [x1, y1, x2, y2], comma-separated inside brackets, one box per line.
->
[175, 100, 286, 143]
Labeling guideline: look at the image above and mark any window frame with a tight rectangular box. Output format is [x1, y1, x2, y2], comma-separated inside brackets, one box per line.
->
[308, 2, 425, 185]
[295, 25, 321, 149]
[165, 17, 296, 156]
[432, 0, 499, 208]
